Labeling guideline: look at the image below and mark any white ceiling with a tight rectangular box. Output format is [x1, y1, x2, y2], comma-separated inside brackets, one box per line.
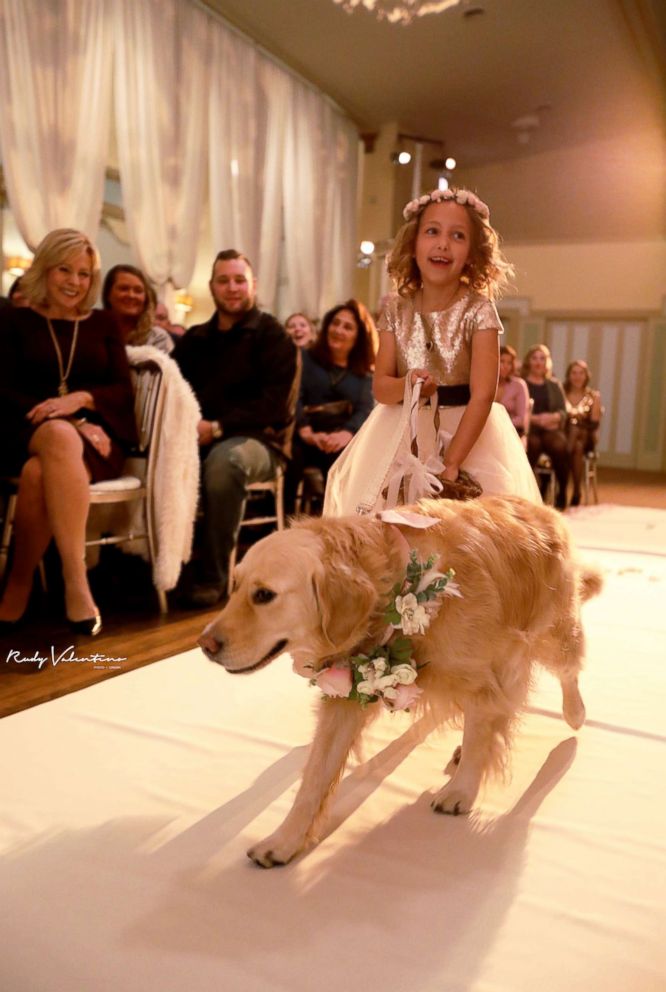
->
[204, 0, 665, 168]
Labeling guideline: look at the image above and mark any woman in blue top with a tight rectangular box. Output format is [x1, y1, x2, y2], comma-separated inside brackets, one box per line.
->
[289, 299, 375, 506]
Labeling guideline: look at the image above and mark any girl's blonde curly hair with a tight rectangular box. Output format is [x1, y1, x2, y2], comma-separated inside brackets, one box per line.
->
[386, 189, 514, 302]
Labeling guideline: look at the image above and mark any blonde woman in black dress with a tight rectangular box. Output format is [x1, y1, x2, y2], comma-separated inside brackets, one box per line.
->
[0, 229, 136, 635]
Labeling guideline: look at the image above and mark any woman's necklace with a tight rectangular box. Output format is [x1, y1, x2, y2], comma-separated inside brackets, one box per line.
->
[46, 316, 80, 396]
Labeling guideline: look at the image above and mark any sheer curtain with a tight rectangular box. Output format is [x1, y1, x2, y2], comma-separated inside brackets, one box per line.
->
[0, 0, 358, 311]
[208, 28, 290, 310]
[0, 0, 113, 248]
[281, 78, 358, 317]
[113, 0, 209, 289]
[208, 39, 357, 317]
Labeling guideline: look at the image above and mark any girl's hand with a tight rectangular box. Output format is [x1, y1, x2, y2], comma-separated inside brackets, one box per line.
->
[440, 462, 460, 482]
[27, 392, 90, 425]
[410, 369, 438, 398]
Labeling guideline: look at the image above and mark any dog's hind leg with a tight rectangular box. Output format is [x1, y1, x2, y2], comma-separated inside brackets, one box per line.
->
[248, 699, 372, 868]
[432, 705, 510, 816]
[543, 617, 587, 730]
[560, 674, 585, 729]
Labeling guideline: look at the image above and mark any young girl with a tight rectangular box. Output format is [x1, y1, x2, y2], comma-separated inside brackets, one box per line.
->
[325, 188, 540, 515]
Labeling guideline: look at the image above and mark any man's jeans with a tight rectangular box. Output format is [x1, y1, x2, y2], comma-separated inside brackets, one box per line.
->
[200, 436, 279, 589]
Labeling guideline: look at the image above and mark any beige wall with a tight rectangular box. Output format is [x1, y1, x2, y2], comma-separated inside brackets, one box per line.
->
[501, 240, 666, 313]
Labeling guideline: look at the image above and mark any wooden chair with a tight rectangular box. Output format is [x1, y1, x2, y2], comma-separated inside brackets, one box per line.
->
[1, 359, 168, 612]
[227, 466, 285, 594]
[583, 450, 599, 504]
[534, 454, 557, 506]
[86, 358, 167, 612]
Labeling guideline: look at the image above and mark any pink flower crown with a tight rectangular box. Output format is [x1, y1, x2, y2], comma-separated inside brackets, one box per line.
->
[403, 188, 490, 223]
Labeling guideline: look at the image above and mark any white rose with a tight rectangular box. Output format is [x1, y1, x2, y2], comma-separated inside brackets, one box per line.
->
[395, 593, 430, 635]
[391, 664, 418, 685]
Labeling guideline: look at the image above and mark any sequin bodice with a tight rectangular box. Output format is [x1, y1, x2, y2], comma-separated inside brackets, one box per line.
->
[566, 389, 595, 426]
[378, 292, 502, 384]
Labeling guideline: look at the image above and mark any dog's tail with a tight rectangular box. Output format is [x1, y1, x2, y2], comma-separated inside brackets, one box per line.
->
[580, 564, 603, 602]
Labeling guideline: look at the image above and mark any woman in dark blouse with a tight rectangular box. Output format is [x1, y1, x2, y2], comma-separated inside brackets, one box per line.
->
[521, 343, 569, 509]
[0, 229, 136, 636]
[288, 300, 375, 506]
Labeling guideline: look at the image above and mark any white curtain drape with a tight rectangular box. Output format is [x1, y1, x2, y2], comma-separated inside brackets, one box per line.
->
[208, 34, 357, 317]
[281, 79, 358, 318]
[113, 0, 209, 288]
[0, 0, 113, 248]
[208, 30, 290, 310]
[0, 0, 358, 314]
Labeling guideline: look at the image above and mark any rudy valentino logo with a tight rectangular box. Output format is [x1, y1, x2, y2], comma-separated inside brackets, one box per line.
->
[5, 646, 127, 670]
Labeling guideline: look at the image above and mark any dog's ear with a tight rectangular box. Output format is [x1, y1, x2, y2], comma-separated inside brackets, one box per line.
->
[312, 558, 378, 653]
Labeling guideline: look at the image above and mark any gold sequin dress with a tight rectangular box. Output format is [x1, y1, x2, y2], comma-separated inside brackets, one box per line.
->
[324, 292, 540, 516]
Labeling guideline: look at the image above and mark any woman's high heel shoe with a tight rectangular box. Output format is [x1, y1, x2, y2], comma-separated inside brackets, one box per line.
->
[0, 616, 26, 635]
[67, 613, 103, 637]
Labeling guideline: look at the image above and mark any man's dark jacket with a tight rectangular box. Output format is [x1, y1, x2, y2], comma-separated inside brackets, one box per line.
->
[173, 306, 300, 459]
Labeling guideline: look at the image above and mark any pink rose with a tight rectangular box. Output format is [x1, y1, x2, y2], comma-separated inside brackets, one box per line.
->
[386, 682, 423, 711]
[316, 666, 352, 698]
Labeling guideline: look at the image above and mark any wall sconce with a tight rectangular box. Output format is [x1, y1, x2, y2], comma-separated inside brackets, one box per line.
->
[4, 255, 32, 276]
[390, 149, 412, 165]
[357, 240, 375, 269]
[174, 290, 193, 313]
[430, 153, 457, 191]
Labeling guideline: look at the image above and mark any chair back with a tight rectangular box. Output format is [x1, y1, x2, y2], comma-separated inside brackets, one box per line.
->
[131, 360, 164, 455]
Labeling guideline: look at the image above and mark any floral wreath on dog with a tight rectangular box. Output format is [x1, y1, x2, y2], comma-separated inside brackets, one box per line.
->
[310, 551, 460, 711]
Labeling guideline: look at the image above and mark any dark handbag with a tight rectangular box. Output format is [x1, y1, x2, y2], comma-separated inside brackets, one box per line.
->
[435, 468, 483, 501]
[303, 399, 353, 433]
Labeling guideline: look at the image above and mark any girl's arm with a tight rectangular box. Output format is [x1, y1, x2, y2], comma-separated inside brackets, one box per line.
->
[373, 330, 437, 404]
[591, 390, 602, 424]
[440, 329, 498, 481]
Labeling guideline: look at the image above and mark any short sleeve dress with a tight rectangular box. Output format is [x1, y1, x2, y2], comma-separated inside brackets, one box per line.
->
[324, 291, 540, 515]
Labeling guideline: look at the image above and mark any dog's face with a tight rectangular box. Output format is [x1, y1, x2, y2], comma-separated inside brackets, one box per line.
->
[198, 523, 383, 678]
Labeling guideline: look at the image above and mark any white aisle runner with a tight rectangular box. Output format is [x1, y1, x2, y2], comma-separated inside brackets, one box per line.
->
[0, 506, 665, 992]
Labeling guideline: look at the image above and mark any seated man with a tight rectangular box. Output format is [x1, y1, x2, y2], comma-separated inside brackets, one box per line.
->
[173, 249, 300, 607]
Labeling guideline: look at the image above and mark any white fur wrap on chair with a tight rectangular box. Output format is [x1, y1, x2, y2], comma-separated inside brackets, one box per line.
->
[87, 345, 201, 591]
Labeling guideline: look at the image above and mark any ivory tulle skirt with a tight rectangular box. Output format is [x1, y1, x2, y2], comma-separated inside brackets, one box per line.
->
[324, 401, 541, 517]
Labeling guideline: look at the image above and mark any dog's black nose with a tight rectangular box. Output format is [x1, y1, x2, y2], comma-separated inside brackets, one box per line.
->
[198, 632, 224, 659]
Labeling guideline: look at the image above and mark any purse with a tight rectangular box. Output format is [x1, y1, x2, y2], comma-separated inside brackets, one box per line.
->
[302, 399, 353, 433]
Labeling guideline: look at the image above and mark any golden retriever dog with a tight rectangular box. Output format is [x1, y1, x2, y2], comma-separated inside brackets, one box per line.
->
[199, 495, 602, 868]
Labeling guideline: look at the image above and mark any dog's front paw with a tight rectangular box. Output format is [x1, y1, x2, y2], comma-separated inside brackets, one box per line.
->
[247, 829, 304, 869]
[431, 782, 475, 816]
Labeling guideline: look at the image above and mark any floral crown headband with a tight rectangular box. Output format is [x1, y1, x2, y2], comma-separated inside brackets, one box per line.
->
[403, 188, 490, 223]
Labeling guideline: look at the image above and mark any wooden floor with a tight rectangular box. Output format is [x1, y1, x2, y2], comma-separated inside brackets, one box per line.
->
[1, 465, 665, 719]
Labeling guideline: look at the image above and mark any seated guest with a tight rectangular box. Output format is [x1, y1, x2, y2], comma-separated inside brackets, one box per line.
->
[173, 249, 299, 607]
[289, 299, 374, 505]
[521, 343, 569, 509]
[102, 264, 174, 354]
[285, 312, 316, 349]
[155, 301, 186, 342]
[0, 229, 137, 635]
[496, 344, 530, 438]
[564, 359, 603, 507]
[8, 276, 30, 308]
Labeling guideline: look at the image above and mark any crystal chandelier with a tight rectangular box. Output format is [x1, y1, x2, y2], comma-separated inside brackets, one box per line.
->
[332, 0, 462, 25]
